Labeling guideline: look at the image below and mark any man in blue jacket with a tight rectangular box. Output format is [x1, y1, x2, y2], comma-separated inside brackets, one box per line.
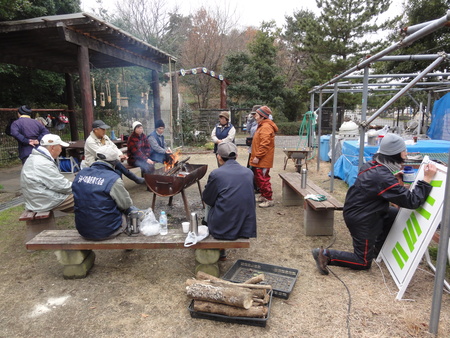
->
[148, 119, 172, 164]
[202, 142, 257, 241]
[72, 145, 137, 240]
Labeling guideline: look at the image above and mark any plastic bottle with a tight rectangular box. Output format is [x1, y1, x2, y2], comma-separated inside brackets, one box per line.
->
[403, 166, 415, 184]
[159, 211, 168, 235]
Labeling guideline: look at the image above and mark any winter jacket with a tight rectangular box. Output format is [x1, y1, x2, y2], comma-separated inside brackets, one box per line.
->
[10, 115, 49, 161]
[343, 161, 433, 238]
[127, 132, 151, 166]
[20, 148, 72, 212]
[148, 130, 167, 163]
[202, 159, 257, 240]
[211, 123, 235, 153]
[250, 119, 278, 168]
[84, 131, 122, 166]
[72, 161, 132, 240]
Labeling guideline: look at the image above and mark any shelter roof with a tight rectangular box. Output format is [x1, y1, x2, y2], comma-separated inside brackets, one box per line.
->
[0, 12, 176, 73]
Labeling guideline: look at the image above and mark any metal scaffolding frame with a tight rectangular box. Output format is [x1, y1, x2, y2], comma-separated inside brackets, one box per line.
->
[308, 11, 450, 334]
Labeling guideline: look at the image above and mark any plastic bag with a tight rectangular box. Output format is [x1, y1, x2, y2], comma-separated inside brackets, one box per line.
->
[139, 208, 160, 236]
[184, 225, 209, 247]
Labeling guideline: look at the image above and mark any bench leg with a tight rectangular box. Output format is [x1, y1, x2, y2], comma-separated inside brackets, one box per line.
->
[25, 212, 56, 243]
[55, 250, 96, 279]
[194, 249, 220, 277]
[281, 181, 303, 206]
[304, 203, 334, 236]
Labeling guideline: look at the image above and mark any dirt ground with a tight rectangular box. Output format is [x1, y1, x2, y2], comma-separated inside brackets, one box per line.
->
[0, 146, 449, 337]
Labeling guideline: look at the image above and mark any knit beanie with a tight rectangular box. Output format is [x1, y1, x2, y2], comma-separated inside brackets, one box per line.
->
[132, 121, 142, 131]
[378, 133, 406, 155]
[256, 106, 272, 119]
[155, 119, 165, 128]
[18, 105, 32, 115]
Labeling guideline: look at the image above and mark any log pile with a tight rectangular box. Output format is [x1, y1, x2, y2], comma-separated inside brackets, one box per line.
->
[186, 271, 271, 318]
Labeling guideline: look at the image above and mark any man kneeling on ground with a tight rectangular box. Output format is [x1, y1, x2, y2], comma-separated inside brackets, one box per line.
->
[202, 142, 257, 241]
[72, 145, 140, 240]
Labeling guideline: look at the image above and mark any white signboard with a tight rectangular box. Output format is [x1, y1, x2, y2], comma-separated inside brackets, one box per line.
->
[377, 157, 447, 300]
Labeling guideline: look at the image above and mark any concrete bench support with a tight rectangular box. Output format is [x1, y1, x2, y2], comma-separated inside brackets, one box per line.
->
[279, 173, 344, 236]
[26, 230, 249, 279]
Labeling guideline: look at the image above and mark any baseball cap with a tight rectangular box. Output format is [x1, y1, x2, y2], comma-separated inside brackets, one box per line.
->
[217, 142, 237, 159]
[40, 134, 69, 147]
[96, 145, 119, 162]
[92, 120, 110, 129]
[378, 133, 406, 156]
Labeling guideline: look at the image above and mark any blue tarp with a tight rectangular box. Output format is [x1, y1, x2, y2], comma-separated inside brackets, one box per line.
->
[428, 92, 450, 141]
[333, 139, 450, 186]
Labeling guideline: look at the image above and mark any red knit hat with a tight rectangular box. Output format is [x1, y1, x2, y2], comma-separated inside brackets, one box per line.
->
[256, 106, 272, 119]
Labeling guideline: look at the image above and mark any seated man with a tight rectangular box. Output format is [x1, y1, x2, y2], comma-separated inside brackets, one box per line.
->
[84, 120, 145, 184]
[202, 142, 257, 240]
[147, 119, 172, 165]
[72, 145, 139, 240]
[20, 134, 74, 213]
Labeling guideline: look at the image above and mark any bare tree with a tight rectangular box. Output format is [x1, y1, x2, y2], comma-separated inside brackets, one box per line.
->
[115, 0, 181, 49]
[179, 5, 249, 108]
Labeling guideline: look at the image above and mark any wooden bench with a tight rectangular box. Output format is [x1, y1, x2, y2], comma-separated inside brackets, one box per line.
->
[20, 210, 56, 243]
[26, 229, 250, 279]
[279, 172, 344, 236]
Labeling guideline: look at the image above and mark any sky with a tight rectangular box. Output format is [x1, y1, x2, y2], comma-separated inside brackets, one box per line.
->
[80, 0, 404, 30]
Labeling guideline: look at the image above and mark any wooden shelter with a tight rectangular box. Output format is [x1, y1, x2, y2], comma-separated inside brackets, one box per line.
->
[0, 12, 176, 140]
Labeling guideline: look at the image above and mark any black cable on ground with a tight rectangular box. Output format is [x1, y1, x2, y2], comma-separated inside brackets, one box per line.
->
[328, 267, 352, 338]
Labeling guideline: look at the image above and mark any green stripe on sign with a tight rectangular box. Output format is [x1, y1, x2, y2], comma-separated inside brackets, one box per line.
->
[392, 242, 408, 269]
[416, 206, 431, 220]
[430, 180, 442, 188]
[403, 220, 415, 252]
[426, 195, 436, 206]
[410, 213, 422, 237]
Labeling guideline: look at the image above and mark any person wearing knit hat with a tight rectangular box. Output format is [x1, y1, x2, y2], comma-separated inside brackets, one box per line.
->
[250, 105, 278, 208]
[312, 132, 437, 275]
[148, 119, 173, 165]
[9, 105, 49, 163]
[84, 120, 145, 185]
[211, 111, 236, 167]
[127, 121, 155, 174]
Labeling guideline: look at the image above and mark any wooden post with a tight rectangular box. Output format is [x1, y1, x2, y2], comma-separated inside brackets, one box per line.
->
[65, 73, 78, 141]
[77, 45, 93, 140]
[152, 69, 161, 127]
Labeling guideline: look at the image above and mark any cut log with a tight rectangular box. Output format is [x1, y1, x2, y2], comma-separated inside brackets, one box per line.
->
[186, 279, 266, 299]
[195, 249, 220, 264]
[244, 273, 265, 284]
[194, 262, 219, 277]
[186, 284, 254, 309]
[194, 300, 268, 318]
[194, 271, 272, 290]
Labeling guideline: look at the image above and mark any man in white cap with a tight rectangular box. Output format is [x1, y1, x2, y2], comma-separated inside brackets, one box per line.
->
[202, 142, 256, 244]
[312, 133, 437, 275]
[72, 145, 139, 240]
[84, 119, 145, 184]
[20, 134, 74, 213]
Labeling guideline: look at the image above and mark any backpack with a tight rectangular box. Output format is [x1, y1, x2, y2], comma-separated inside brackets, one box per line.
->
[5, 117, 17, 136]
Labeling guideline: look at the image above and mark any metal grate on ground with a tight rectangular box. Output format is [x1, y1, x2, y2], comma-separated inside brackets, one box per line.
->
[0, 196, 24, 212]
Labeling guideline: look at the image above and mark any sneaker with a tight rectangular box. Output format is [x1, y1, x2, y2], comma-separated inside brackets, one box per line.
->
[256, 195, 266, 203]
[312, 247, 330, 275]
[259, 199, 274, 208]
